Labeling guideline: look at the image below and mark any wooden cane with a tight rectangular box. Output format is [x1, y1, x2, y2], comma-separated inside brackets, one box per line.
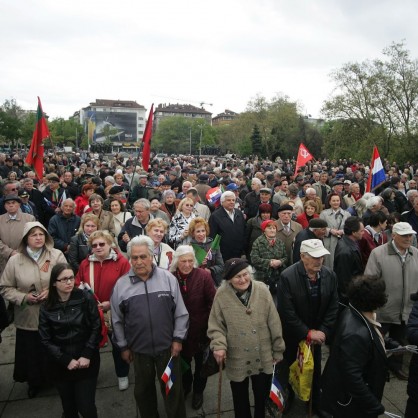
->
[217, 363, 223, 418]
[308, 344, 314, 418]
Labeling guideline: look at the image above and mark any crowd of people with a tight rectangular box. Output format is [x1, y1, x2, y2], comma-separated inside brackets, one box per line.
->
[0, 149, 418, 418]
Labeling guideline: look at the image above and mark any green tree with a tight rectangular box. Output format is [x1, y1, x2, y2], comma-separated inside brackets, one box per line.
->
[0, 99, 23, 144]
[251, 124, 262, 155]
[215, 94, 322, 158]
[322, 41, 418, 162]
[153, 117, 216, 154]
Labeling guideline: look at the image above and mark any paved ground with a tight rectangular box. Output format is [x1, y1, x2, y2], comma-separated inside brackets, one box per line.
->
[0, 325, 409, 417]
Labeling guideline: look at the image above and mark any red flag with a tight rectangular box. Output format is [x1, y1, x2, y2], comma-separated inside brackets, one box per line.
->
[141, 104, 154, 171]
[25, 97, 49, 179]
[294, 143, 313, 175]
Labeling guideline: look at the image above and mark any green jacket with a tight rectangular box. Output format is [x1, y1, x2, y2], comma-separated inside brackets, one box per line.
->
[250, 234, 287, 283]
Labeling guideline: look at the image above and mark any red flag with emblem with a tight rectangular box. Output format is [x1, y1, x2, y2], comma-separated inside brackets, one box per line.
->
[25, 97, 50, 179]
[294, 143, 313, 175]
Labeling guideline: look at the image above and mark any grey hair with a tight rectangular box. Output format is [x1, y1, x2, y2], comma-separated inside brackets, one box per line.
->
[133, 198, 151, 210]
[169, 245, 198, 273]
[127, 235, 154, 259]
[407, 189, 418, 200]
[61, 198, 75, 208]
[105, 175, 115, 184]
[251, 178, 262, 186]
[220, 191, 236, 203]
[366, 196, 383, 209]
[219, 265, 254, 287]
[305, 187, 316, 195]
[162, 189, 176, 201]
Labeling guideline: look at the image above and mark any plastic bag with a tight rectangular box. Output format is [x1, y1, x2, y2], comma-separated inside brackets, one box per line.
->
[289, 340, 314, 401]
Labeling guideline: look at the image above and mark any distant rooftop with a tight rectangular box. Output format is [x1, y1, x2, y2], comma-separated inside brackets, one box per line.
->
[88, 99, 145, 109]
[156, 103, 212, 115]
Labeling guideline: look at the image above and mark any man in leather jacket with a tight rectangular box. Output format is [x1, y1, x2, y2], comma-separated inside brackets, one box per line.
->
[277, 239, 339, 417]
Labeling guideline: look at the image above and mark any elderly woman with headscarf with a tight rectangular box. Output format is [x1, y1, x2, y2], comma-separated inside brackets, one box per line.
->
[170, 245, 216, 410]
[0, 221, 67, 398]
[208, 258, 285, 418]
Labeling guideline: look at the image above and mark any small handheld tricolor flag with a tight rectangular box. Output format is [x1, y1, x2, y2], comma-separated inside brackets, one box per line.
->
[161, 357, 175, 397]
[269, 367, 285, 411]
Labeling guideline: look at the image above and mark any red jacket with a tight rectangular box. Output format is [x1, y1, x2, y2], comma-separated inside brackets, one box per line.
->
[174, 268, 216, 358]
[359, 228, 388, 269]
[75, 250, 131, 303]
[296, 212, 319, 229]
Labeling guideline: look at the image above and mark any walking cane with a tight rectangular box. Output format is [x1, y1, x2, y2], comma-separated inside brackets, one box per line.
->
[217, 363, 223, 418]
[308, 344, 314, 418]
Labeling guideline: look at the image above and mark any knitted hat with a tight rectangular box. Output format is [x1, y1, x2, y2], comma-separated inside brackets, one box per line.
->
[223, 258, 249, 281]
[261, 220, 277, 232]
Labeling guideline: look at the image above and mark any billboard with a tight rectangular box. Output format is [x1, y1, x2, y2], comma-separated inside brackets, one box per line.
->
[89, 111, 137, 142]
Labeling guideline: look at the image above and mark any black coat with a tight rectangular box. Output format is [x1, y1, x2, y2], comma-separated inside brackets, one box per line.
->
[208, 206, 246, 262]
[68, 234, 91, 274]
[39, 289, 101, 380]
[277, 261, 339, 361]
[117, 216, 149, 252]
[321, 306, 387, 417]
[407, 300, 418, 401]
[292, 228, 319, 263]
[333, 235, 364, 303]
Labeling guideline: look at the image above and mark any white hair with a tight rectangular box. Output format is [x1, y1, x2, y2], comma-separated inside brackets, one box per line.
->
[127, 235, 154, 259]
[251, 178, 262, 186]
[366, 196, 382, 209]
[220, 191, 236, 203]
[169, 245, 198, 272]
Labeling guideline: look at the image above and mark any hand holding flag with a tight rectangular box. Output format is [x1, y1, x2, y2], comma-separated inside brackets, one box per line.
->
[161, 357, 176, 397]
[269, 364, 285, 411]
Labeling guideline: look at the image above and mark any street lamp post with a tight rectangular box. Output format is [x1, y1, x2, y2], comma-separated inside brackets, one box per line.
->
[199, 125, 203, 157]
[189, 127, 192, 155]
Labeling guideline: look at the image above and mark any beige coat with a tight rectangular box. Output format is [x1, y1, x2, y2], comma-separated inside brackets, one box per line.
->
[365, 241, 418, 324]
[208, 280, 285, 382]
[0, 222, 67, 331]
[0, 211, 36, 274]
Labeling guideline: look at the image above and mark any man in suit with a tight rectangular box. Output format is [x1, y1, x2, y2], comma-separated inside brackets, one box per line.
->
[275, 204, 302, 264]
[209, 191, 246, 262]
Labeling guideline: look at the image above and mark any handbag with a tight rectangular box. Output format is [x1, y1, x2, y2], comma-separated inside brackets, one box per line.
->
[200, 344, 225, 378]
[289, 340, 314, 401]
[0, 295, 11, 330]
[89, 261, 112, 333]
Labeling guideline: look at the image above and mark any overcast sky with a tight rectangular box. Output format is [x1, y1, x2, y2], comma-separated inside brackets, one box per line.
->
[1, 0, 417, 121]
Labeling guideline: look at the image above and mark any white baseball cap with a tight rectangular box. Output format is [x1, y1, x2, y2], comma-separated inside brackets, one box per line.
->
[392, 222, 416, 236]
[300, 239, 330, 258]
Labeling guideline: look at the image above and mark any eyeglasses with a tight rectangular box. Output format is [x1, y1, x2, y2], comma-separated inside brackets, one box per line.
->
[56, 276, 75, 283]
[92, 242, 106, 248]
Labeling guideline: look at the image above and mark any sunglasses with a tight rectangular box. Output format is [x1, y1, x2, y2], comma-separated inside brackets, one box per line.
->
[92, 242, 106, 248]
[56, 276, 75, 283]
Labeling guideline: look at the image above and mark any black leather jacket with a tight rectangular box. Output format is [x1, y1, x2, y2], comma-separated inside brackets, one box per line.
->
[277, 261, 339, 354]
[39, 289, 101, 368]
[321, 305, 387, 417]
